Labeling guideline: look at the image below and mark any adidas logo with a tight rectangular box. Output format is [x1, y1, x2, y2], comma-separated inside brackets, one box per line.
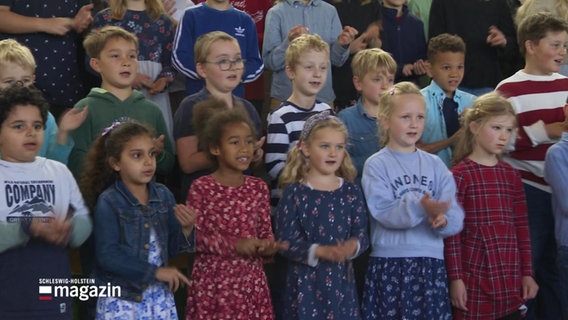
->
[235, 26, 245, 37]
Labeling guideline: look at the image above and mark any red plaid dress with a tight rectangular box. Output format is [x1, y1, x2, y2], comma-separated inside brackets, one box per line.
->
[444, 158, 533, 319]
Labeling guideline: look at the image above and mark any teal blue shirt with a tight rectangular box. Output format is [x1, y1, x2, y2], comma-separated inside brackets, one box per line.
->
[420, 80, 476, 167]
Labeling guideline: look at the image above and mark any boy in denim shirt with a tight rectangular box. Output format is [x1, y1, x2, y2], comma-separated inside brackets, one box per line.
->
[338, 48, 396, 185]
[418, 33, 476, 167]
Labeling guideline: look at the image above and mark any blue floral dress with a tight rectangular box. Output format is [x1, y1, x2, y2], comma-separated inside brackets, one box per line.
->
[96, 229, 177, 320]
[275, 180, 369, 320]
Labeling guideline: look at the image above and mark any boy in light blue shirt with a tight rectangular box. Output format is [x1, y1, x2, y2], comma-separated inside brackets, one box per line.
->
[418, 33, 476, 167]
[544, 98, 568, 317]
[338, 48, 396, 185]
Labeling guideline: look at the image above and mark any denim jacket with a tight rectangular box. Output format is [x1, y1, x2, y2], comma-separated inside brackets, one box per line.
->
[93, 180, 194, 302]
[421, 80, 477, 167]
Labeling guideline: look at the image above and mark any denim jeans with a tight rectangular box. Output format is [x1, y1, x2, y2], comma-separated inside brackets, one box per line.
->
[523, 184, 563, 320]
[557, 245, 568, 319]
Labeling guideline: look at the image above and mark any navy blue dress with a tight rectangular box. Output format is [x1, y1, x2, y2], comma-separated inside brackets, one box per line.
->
[276, 181, 369, 320]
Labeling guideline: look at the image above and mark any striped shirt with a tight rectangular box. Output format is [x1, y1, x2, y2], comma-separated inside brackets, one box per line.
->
[496, 70, 568, 192]
[265, 100, 331, 204]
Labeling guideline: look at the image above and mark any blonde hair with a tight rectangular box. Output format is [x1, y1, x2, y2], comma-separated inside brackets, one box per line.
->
[83, 25, 139, 58]
[452, 91, 517, 165]
[279, 117, 357, 187]
[0, 39, 36, 71]
[515, 0, 568, 27]
[109, 0, 166, 21]
[351, 48, 397, 78]
[377, 81, 424, 147]
[194, 31, 239, 64]
[285, 34, 330, 70]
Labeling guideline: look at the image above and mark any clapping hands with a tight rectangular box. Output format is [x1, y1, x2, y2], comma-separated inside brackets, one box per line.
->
[236, 237, 288, 257]
[315, 238, 358, 263]
[420, 193, 449, 229]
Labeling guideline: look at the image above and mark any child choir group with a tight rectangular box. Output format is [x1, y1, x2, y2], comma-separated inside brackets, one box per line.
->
[0, 1, 567, 320]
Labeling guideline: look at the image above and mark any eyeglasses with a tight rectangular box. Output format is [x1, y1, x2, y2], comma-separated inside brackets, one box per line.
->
[204, 58, 245, 71]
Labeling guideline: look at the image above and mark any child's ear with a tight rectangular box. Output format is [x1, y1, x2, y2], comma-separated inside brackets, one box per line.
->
[210, 144, 220, 156]
[299, 141, 309, 158]
[469, 121, 480, 135]
[89, 58, 101, 73]
[285, 65, 295, 80]
[196, 62, 207, 79]
[352, 75, 362, 92]
[108, 157, 120, 172]
[524, 40, 535, 56]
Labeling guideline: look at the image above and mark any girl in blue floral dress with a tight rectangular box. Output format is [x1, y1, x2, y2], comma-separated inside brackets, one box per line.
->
[80, 121, 195, 319]
[275, 111, 369, 319]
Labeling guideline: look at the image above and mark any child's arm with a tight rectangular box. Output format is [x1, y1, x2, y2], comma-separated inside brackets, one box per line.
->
[346, 185, 370, 259]
[418, 128, 463, 155]
[242, 18, 263, 84]
[42, 112, 72, 165]
[362, 157, 432, 229]
[262, 10, 288, 72]
[430, 167, 464, 237]
[152, 110, 175, 174]
[511, 169, 534, 278]
[67, 104, 92, 179]
[66, 171, 92, 248]
[94, 197, 161, 286]
[148, 15, 176, 95]
[46, 108, 89, 165]
[329, 16, 352, 67]
[0, 4, 91, 35]
[171, 11, 199, 80]
[545, 147, 568, 214]
[265, 112, 289, 181]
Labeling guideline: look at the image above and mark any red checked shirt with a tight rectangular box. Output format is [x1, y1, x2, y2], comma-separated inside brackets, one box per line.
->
[444, 158, 533, 320]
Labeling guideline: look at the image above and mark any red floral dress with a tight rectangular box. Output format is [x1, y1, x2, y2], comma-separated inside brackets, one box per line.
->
[185, 175, 274, 320]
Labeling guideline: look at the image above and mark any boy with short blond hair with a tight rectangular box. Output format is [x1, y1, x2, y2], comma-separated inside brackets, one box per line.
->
[0, 39, 87, 164]
[496, 12, 568, 319]
[69, 25, 175, 178]
[418, 33, 476, 167]
[338, 48, 396, 185]
[265, 34, 332, 205]
[173, 31, 263, 199]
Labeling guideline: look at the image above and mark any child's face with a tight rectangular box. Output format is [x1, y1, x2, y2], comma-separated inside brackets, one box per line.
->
[286, 49, 329, 98]
[382, 94, 426, 153]
[470, 114, 515, 158]
[0, 104, 44, 163]
[90, 37, 138, 91]
[301, 127, 346, 177]
[197, 40, 243, 94]
[110, 135, 156, 188]
[428, 51, 465, 98]
[0, 62, 35, 89]
[354, 70, 395, 107]
[211, 121, 254, 173]
[527, 30, 568, 75]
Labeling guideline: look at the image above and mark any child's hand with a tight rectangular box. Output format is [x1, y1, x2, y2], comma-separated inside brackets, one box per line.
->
[521, 276, 539, 300]
[153, 135, 165, 156]
[59, 106, 88, 132]
[450, 279, 468, 311]
[335, 239, 358, 260]
[155, 267, 190, 292]
[256, 239, 288, 256]
[428, 214, 448, 229]
[253, 136, 265, 163]
[420, 193, 450, 217]
[337, 26, 359, 47]
[236, 237, 262, 257]
[287, 24, 309, 42]
[148, 77, 173, 95]
[133, 73, 153, 90]
[30, 218, 71, 246]
[487, 25, 507, 48]
[45, 18, 74, 36]
[174, 204, 196, 237]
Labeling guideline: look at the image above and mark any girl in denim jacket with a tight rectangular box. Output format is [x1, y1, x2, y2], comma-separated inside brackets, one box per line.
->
[80, 120, 195, 320]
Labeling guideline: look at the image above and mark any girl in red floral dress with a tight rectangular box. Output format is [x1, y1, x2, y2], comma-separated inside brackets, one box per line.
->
[444, 92, 539, 320]
[185, 101, 286, 319]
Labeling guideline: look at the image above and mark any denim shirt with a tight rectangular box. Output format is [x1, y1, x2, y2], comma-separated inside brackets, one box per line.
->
[93, 180, 194, 302]
[263, 0, 350, 104]
[338, 99, 380, 185]
[421, 80, 477, 167]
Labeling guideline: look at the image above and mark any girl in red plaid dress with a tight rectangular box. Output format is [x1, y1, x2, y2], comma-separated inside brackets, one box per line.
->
[444, 92, 539, 320]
